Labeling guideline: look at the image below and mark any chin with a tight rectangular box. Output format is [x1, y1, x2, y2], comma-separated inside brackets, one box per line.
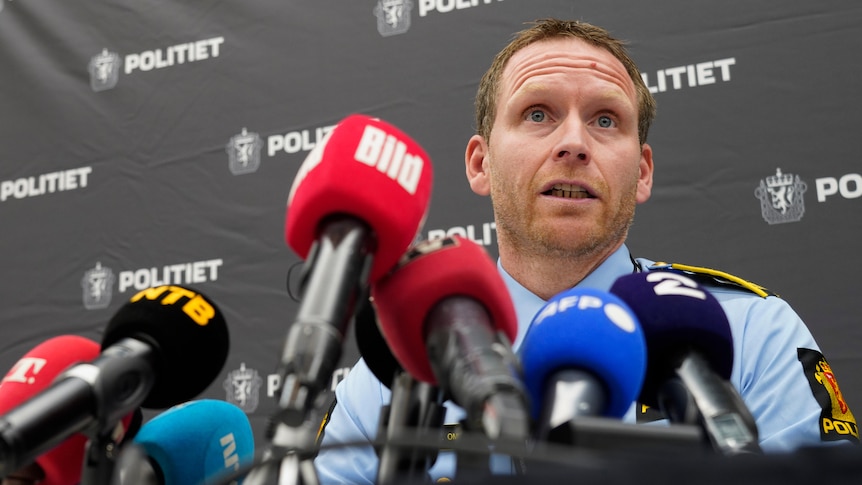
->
[535, 233, 590, 255]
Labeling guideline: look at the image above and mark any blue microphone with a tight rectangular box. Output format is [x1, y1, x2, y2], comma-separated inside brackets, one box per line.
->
[610, 270, 761, 455]
[520, 288, 647, 442]
[123, 399, 254, 485]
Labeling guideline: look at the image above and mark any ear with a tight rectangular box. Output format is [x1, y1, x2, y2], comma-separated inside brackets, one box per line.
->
[636, 142, 654, 203]
[465, 134, 491, 196]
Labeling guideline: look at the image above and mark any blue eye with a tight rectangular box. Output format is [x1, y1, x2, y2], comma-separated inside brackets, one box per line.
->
[597, 115, 614, 128]
[529, 110, 545, 122]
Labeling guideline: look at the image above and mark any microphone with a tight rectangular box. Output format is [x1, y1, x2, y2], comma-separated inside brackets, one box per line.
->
[609, 270, 762, 455]
[0, 336, 100, 485]
[354, 296, 403, 390]
[372, 235, 529, 443]
[519, 288, 646, 443]
[355, 289, 445, 484]
[374, 371, 445, 485]
[276, 113, 433, 423]
[113, 399, 254, 485]
[244, 114, 432, 485]
[0, 285, 230, 478]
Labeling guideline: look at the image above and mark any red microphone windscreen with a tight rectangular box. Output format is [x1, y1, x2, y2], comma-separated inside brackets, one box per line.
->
[371, 236, 517, 384]
[0, 336, 99, 485]
[285, 113, 433, 282]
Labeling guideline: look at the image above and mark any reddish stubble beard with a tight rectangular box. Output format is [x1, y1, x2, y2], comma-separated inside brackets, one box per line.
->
[487, 159, 639, 263]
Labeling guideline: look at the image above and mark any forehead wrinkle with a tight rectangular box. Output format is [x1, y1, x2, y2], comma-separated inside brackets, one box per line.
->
[501, 41, 637, 106]
[509, 71, 632, 109]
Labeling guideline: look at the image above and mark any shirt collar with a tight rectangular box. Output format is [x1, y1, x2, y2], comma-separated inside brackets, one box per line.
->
[498, 244, 635, 349]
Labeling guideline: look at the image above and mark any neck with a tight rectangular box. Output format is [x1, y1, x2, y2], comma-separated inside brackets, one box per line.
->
[498, 238, 624, 300]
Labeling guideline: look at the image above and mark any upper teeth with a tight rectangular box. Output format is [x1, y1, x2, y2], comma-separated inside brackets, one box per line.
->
[553, 183, 584, 192]
[549, 183, 589, 198]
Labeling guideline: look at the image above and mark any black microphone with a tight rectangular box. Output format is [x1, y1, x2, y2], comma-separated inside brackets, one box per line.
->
[0, 284, 230, 478]
[354, 296, 403, 390]
[610, 270, 762, 456]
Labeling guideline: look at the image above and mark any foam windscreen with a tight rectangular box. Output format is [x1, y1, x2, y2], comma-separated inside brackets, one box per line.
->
[0, 336, 99, 485]
[520, 288, 647, 419]
[371, 236, 516, 384]
[610, 271, 734, 407]
[285, 113, 433, 282]
[133, 399, 254, 485]
[102, 285, 229, 408]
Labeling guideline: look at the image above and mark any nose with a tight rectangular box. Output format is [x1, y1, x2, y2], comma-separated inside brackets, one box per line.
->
[552, 117, 589, 163]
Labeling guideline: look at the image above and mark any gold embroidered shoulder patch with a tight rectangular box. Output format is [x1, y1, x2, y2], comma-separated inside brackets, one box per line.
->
[649, 262, 776, 298]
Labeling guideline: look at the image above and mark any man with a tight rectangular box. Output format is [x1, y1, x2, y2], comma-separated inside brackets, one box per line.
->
[314, 18, 857, 484]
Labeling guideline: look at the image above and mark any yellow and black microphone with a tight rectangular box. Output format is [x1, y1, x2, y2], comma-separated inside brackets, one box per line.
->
[0, 285, 229, 479]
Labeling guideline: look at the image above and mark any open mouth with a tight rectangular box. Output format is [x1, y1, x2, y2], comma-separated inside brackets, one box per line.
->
[541, 183, 594, 199]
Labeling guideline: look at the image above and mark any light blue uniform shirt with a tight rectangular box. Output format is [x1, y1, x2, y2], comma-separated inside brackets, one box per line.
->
[315, 245, 844, 483]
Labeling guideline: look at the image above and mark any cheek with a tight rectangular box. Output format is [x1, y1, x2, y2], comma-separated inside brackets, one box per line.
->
[486, 146, 514, 185]
[607, 165, 641, 202]
[491, 142, 533, 177]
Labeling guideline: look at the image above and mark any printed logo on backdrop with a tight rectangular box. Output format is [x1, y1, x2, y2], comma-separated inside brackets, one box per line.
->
[268, 124, 336, 158]
[374, 0, 413, 36]
[372, 0, 505, 37]
[754, 168, 807, 225]
[89, 49, 122, 92]
[264, 367, 351, 400]
[815, 173, 862, 203]
[226, 124, 336, 174]
[223, 363, 263, 413]
[88, 37, 224, 92]
[426, 221, 496, 247]
[1, 166, 92, 204]
[81, 258, 222, 309]
[641, 57, 736, 94]
[226, 128, 263, 175]
[82, 262, 116, 310]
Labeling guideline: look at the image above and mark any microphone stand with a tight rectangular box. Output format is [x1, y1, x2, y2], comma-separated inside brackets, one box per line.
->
[247, 217, 374, 485]
[107, 442, 159, 485]
[244, 418, 320, 485]
[81, 431, 119, 485]
[376, 372, 445, 485]
[659, 352, 762, 456]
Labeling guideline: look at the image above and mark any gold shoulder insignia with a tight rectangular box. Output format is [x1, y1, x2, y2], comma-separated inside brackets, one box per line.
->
[649, 262, 777, 298]
[315, 398, 338, 446]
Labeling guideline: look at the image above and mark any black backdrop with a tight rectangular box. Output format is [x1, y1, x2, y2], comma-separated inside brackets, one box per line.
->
[1, 0, 860, 445]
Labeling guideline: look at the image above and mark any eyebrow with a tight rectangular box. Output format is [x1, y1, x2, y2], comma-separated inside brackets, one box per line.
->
[509, 81, 634, 111]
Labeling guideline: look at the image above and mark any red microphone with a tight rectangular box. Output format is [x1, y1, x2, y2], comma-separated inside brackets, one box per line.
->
[0, 336, 132, 485]
[276, 113, 433, 422]
[286, 113, 433, 282]
[371, 236, 529, 441]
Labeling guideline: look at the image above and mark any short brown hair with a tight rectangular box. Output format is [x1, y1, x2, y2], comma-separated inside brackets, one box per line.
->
[475, 18, 656, 145]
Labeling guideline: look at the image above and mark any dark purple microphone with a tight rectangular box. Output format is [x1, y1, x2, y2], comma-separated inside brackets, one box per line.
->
[610, 270, 761, 455]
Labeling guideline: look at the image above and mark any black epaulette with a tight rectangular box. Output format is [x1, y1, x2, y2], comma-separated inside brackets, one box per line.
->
[647, 262, 778, 298]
